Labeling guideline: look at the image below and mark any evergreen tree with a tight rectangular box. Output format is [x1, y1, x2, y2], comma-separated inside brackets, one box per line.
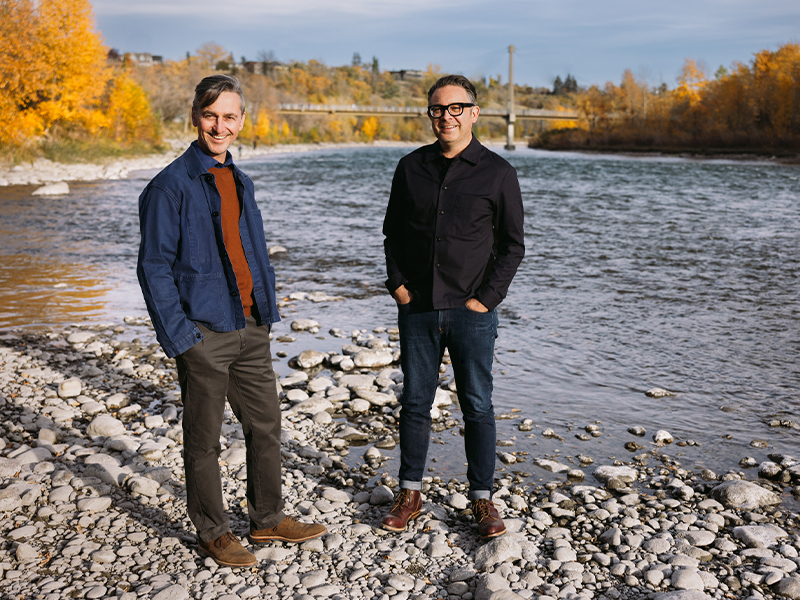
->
[552, 75, 563, 95]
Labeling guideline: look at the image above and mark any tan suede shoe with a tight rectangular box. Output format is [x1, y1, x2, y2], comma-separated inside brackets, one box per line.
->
[198, 531, 257, 567]
[250, 516, 327, 544]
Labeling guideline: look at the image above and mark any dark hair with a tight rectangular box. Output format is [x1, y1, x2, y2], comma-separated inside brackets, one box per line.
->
[427, 75, 477, 105]
[192, 74, 246, 114]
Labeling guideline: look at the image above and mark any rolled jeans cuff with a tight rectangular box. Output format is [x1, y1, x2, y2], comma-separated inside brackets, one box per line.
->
[469, 490, 491, 501]
[400, 480, 422, 491]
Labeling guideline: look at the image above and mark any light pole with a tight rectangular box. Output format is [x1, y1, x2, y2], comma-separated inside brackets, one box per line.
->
[505, 45, 516, 151]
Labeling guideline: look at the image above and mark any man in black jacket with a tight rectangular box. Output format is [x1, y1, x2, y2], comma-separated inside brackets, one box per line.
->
[381, 75, 525, 539]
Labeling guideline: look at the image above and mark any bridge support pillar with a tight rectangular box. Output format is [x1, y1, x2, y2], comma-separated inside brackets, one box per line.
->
[505, 115, 516, 151]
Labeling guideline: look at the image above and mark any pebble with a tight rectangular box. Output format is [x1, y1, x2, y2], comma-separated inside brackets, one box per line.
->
[0, 323, 797, 600]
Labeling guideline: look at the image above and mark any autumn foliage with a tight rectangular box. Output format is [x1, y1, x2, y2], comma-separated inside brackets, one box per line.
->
[0, 0, 160, 155]
[536, 43, 800, 153]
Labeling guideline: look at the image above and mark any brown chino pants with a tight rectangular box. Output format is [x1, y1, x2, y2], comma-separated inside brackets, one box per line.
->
[176, 315, 284, 543]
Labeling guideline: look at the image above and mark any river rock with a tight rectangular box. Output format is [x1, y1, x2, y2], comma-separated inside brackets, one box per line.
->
[370, 485, 394, 505]
[338, 374, 376, 390]
[475, 573, 511, 600]
[291, 319, 320, 331]
[289, 397, 333, 414]
[353, 349, 394, 368]
[654, 592, 714, 600]
[646, 388, 675, 398]
[355, 389, 395, 407]
[151, 585, 190, 600]
[775, 577, 800, 600]
[671, 568, 704, 590]
[732, 524, 788, 548]
[593, 465, 638, 483]
[58, 377, 82, 398]
[474, 536, 522, 570]
[76, 497, 113, 512]
[710, 480, 781, 510]
[32, 181, 70, 196]
[294, 350, 327, 369]
[653, 429, 674, 444]
[86, 415, 126, 437]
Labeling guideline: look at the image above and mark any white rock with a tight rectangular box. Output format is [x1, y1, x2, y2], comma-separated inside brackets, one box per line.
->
[370, 485, 394, 505]
[355, 389, 395, 406]
[593, 465, 638, 483]
[653, 429, 674, 444]
[289, 397, 333, 415]
[474, 536, 523, 570]
[0, 458, 21, 478]
[775, 577, 800, 600]
[220, 448, 247, 466]
[353, 349, 394, 368]
[732, 524, 788, 548]
[338, 374, 375, 390]
[671, 568, 704, 590]
[15, 543, 39, 563]
[448, 493, 469, 510]
[0, 489, 22, 511]
[387, 574, 414, 591]
[322, 488, 352, 503]
[58, 378, 82, 398]
[151, 585, 190, 600]
[646, 388, 675, 398]
[295, 350, 327, 369]
[307, 377, 333, 393]
[13, 447, 52, 464]
[32, 181, 70, 196]
[710, 480, 782, 510]
[77, 497, 113, 512]
[349, 398, 370, 413]
[144, 415, 164, 429]
[128, 477, 161, 497]
[66, 331, 95, 344]
[86, 415, 126, 437]
[291, 319, 320, 331]
[253, 547, 295, 561]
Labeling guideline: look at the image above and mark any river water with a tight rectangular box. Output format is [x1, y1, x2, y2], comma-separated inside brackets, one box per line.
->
[1, 145, 798, 488]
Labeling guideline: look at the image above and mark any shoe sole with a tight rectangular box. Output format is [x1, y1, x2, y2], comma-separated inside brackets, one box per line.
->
[381, 509, 421, 532]
[249, 530, 326, 544]
[480, 528, 507, 541]
[198, 548, 257, 568]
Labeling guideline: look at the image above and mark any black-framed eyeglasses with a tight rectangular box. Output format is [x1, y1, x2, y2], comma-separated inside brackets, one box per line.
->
[427, 103, 476, 118]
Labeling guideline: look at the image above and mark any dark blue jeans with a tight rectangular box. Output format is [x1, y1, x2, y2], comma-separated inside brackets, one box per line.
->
[397, 303, 499, 499]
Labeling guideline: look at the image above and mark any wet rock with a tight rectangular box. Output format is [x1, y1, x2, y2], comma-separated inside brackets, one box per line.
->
[353, 349, 394, 368]
[646, 388, 675, 398]
[294, 349, 327, 369]
[628, 426, 646, 436]
[32, 181, 70, 196]
[653, 429, 674, 444]
[593, 465, 638, 484]
[291, 319, 320, 332]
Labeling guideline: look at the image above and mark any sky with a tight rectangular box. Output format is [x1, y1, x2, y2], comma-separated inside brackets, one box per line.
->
[92, 0, 799, 90]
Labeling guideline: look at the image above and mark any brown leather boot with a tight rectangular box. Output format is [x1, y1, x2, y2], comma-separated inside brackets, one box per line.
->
[381, 489, 422, 532]
[472, 499, 506, 540]
[198, 531, 257, 567]
[250, 516, 327, 544]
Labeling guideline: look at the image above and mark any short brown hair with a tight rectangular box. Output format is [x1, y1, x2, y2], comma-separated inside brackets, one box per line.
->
[427, 75, 477, 105]
[193, 75, 246, 114]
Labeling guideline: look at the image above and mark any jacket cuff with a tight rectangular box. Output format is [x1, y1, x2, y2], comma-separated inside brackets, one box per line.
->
[474, 287, 502, 312]
[385, 274, 408, 294]
[161, 325, 203, 358]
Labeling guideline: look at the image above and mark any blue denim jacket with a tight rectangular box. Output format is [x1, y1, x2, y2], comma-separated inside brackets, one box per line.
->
[137, 142, 280, 358]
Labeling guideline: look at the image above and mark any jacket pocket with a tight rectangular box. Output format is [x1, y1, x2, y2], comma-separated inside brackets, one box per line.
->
[178, 272, 226, 326]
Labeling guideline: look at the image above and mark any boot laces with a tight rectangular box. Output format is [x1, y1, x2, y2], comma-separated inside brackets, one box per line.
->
[474, 499, 493, 522]
[391, 488, 415, 512]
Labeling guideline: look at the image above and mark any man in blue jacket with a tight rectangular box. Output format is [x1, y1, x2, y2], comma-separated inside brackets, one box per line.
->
[137, 75, 325, 567]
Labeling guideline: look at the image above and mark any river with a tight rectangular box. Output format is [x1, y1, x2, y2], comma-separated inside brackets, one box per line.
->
[1, 145, 798, 488]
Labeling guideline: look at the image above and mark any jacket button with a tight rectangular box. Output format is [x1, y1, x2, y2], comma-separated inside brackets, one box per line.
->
[212, 211, 220, 217]
[195, 333, 201, 339]
[230, 291, 238, 296]
[438, 210, 444, 215]
[435, 263, 440, 268]
[436, 237, 442, 241]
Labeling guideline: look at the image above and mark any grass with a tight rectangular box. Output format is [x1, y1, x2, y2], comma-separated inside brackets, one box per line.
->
[1, 137, 167, 166]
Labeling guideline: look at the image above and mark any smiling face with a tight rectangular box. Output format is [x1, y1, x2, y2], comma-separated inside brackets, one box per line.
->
[191, 91, 246, 163]
[428, 85, 479, 158]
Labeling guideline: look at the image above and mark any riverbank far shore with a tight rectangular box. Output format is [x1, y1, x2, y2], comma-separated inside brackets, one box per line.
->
[0, 320, 798, 600]
[0, 139, 419, 188]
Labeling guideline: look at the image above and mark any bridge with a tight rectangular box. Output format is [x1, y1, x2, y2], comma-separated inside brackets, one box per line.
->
[276, 103, 578, 123]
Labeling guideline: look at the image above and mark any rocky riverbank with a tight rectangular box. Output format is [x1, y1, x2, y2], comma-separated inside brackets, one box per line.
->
[0, 320, 799, 600]
[0, 140, 416, 188]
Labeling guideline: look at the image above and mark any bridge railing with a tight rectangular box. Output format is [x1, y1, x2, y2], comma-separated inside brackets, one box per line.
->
[276, 103, 578, 121]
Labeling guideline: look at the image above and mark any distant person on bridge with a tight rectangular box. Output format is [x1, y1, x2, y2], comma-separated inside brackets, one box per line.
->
[137, 75, 325, 568]
[381, 75, 525, 539]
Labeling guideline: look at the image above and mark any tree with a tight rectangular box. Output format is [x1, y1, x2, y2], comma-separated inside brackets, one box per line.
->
[195, 42, 229, 70]
[0, 0, 110, 144]
[552, 76, 563, 95]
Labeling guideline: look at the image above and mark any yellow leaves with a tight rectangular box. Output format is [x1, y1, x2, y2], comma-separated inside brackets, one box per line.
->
[676, 59, 707, 105]
[361, 116, 379, 141]
[0, 0, 159, 148]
